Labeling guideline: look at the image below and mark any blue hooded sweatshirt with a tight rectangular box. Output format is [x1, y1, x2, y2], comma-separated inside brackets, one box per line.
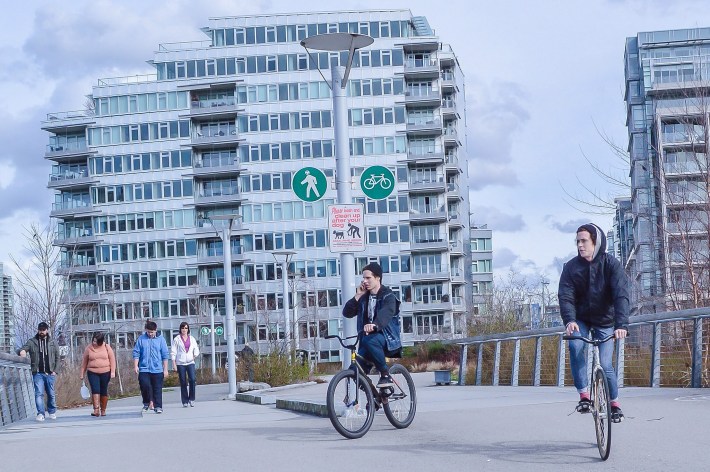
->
[132, 332, 170, 373]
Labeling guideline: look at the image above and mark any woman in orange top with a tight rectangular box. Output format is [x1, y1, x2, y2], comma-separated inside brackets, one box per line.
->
[80, 333, 116, 417]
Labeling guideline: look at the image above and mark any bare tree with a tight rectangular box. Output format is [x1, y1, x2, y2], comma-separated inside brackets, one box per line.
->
[11, 223, 66, 347]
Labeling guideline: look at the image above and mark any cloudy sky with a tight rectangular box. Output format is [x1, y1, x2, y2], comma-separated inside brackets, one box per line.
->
[2, 0, 710, 286]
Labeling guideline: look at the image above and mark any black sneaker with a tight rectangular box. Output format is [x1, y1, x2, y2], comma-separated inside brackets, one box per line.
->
[576, 398, 593, 414]
[611, 405, 624, 423]
[142, 405, 150, 412]
[377, 375, 394, 388]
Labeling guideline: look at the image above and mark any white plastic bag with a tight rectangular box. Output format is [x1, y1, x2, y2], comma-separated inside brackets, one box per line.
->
[80, 381, 90, 400]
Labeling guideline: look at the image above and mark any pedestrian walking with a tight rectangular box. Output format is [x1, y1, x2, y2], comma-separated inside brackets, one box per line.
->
[18, 322, 61, 422]
[171, 322, 200, 407]
[80, 332, 116, 417]
[132, 320, 169, 413]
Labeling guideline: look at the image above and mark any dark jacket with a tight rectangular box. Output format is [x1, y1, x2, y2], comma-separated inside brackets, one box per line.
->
[343, 285, 402, 353]
[19, 335, 61, 374]
[558, 225, 630, 330]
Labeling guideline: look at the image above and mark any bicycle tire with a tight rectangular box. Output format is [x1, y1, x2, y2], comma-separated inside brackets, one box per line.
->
[592, 367, 612, 460]
[326, 369, 375, 439]
[380, 177, 392, 189]
[363, 178, 376, 190]
[383, 364, 416, 429]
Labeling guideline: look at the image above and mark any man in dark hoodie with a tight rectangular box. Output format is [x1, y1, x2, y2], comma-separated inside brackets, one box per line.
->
[19, 322, 60, 422]
[558, 223, 629, 423]
[343, 262, 402, 388]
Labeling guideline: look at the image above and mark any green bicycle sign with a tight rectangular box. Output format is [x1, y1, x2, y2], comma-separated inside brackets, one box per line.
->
[292, 167, 327, 202]
[360, 165, 395, 200]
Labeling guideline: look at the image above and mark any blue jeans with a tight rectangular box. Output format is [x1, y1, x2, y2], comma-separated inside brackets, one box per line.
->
[138, 372, 164, 409]
[87, 371, 111, 396]
[176, 364, 196, 404]
[568, 320, 619, 401]
[32, 373, 57, 416]
[358, 332, 389, 375]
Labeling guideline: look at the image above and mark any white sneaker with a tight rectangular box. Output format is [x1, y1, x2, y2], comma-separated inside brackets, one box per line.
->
[36, 414, 45, 422]
[189, 401, 195, 407]
[48, 413, 57, 420]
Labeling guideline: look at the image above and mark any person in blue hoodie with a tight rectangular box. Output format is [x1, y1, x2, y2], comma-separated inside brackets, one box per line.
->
[133, 320, 170, 413]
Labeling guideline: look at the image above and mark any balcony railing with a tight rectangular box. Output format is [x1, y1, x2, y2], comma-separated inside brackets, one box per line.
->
[46, 142, 88, 154]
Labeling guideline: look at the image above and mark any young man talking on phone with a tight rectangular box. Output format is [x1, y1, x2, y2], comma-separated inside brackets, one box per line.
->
[342, 262, 402, 388]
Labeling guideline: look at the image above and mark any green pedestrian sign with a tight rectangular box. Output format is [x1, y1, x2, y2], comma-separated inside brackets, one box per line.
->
[200, 326, 210, 336]
[292, 167, 327, 202]
[215, 326, 224, 336]
[360, 166, 395, 200]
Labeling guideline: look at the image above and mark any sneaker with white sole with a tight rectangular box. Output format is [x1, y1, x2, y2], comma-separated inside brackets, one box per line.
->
[155, 408, 163, 414]
[36, 414, 45, 422]
[189, 401, 195, 407]
[48, 413, 57, 420]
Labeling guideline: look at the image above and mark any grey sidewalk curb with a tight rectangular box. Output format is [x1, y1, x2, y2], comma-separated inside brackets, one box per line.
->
[275, 398, 328, 417]
[234, 381, 327, 415]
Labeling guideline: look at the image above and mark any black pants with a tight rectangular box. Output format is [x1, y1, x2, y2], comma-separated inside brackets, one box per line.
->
[87, 371, 111, 396]
[138, 372, 164, 408]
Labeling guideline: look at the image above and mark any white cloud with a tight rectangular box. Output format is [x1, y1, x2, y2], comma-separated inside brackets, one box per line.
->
[0, 161, 16, 189]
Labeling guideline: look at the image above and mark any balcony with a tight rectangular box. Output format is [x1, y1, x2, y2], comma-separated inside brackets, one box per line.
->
[45, 142, 93, 162]
[451, 267, 466, 284]
[50, 200, 97, 218]
[411, 300, 453, 312]
[57, 258, 98, 276]
[441, 73, 456, 90]
[404, 148, 444, 165]
[191, 129, 240, 149]
[408, 175, 446, 193]
[441, 101, 457, 118]
[448, 239, 465, 255]
[405, 118, 442, 136]
[444, 153, 460, 171]
[193, 246, 247, 265]
[409, 205, 448, 222]
[187, 98, 239, 121]
[54, 228, 99, 247]
[186, 219, 246, 239]
[407, 264, 451, 282]
[48, 169, 94, 190]
[443, 130, 460, 145]
[194, 276, 246, 295]
[664, 161, 706, 176]
[41, 111, 95, 133]
[448, 211, 464, 227]
[446, 182, 463, 201]
[403, 59, 440, 79]
[61, 286, 102, 304]
[194, 189, 244, 206]
[191, 157, 244, 178]
[410, 237, 449, 252]
[405, 89, 441, 107]
[666, 220, 708, 234]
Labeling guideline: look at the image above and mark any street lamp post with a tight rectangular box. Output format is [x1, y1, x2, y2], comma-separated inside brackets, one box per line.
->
[272, 251, 296, 355]
[206, 214, 241, 399]
[301, 33, 373, 369]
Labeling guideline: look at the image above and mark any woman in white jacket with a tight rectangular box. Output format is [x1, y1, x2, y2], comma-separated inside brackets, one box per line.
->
[171, 322, 200, 407]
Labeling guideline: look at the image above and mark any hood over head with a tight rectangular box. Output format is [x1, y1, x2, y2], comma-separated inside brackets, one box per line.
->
[577, 223, 606, 261]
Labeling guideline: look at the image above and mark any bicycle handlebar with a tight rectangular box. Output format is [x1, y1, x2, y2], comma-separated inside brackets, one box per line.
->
[324, 332, 362, 349]
[562, 334, 615, 344]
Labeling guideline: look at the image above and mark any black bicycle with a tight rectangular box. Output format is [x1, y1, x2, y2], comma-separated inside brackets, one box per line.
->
[563, 332, 615, 461]
[325, 332, 416, 439]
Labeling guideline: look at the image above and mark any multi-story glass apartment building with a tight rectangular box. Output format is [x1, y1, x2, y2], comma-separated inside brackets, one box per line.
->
[624, 27, 710, 313]
[43, 10, 470, 363]
[469, 225, 492, 318]
[0, 264, 14, 353]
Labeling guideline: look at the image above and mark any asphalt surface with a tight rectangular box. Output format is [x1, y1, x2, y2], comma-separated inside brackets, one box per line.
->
[1, 373, 708, 471]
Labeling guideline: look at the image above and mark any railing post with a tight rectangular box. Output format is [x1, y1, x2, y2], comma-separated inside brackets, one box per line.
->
[512, 339, 520, 387]
[533, 336, 542, 387]
[616, 337, 625, 388]
[651, 322, 662, 388]
[557, 333, 566, 387]
[493, 341, 501, 386]
[692, 317, 703, 388]
[476, 343, 483, 386]
[458, 344, 468, 386]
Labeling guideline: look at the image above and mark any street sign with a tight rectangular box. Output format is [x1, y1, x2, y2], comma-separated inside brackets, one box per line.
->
[360, 165, 395, 200]
[328, 204, 365, 253]
[200, 326, 210, 336]
[292, 167, 327, 202]
[215, 326, 224, 336]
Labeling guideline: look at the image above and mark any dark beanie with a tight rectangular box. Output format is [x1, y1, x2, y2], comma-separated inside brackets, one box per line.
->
[38, 322, 49, 330]
[362, 262, 383, 279]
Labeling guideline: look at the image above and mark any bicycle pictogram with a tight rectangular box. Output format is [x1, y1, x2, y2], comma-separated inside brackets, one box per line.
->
[362, 173, 392, 190]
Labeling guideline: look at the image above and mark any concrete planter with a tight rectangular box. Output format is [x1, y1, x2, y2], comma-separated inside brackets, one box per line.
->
[434, 370, 452, 385]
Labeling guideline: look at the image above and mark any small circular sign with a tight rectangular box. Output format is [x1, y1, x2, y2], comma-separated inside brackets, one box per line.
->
[360, 166, 395, 200]
[292, 167, 327, 202]
[200, 326, 210, 336]
[215, 326, 224, 336]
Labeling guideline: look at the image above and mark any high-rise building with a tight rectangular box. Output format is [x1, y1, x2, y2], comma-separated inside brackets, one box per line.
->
[0, 263, 14, 353]
[624, 27, 710, 313]
[43, 10, 471, 364]
[469, 225, 492, 318]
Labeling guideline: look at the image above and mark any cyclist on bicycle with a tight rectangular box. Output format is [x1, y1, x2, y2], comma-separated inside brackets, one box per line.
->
[558, 223, 629, 422]
[343, 262, 402, 388]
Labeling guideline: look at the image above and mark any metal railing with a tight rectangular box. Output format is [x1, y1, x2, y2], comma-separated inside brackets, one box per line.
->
[0, 352, 34, 428]
[449, 307, 710, 388]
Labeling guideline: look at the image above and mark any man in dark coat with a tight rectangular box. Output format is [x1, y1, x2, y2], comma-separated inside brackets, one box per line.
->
[558, 223, 629, 422]
[19, 322, 60, 422]
[342, 262, 401, 388]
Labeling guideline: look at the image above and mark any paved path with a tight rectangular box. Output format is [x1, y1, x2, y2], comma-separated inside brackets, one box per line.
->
[1, 373, 708, 471]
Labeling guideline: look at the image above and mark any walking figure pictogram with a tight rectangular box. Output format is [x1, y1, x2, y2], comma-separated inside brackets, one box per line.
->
[301, 170, 321, 199]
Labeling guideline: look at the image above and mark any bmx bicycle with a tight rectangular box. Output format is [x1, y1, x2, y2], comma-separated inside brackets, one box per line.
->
[563, 332, 615, 460]
[324, 332, 416, 439]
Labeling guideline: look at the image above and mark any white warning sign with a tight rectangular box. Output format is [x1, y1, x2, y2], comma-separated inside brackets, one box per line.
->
[328, 204, 365, 253]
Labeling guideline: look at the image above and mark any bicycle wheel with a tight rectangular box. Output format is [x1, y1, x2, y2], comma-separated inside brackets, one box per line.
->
[363, 178, 375, 190]
[383, 364, 416, 429]
[592, 367, 612, 460]
[326, 369, 375, 439]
